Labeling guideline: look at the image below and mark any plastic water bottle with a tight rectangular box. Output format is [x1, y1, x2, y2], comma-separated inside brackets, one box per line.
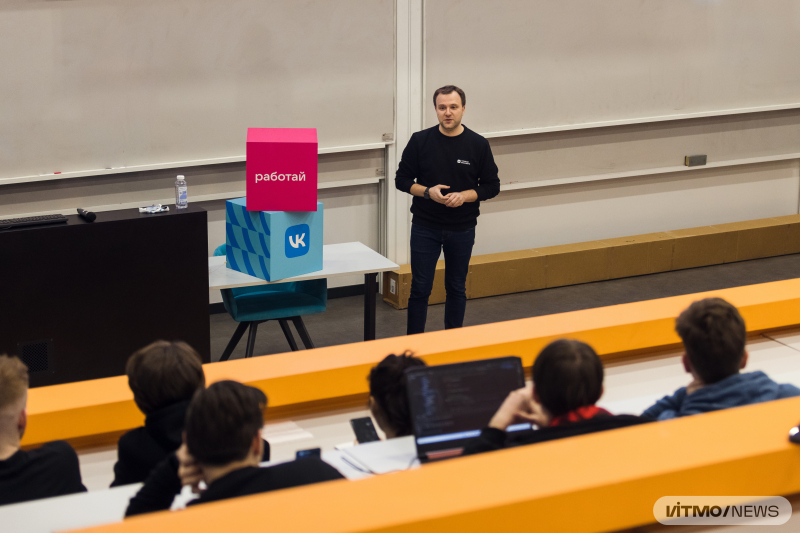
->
[175, 175, 188, 209]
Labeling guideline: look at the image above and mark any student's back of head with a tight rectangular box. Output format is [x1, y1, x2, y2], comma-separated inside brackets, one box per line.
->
[466, 341, 648, 456]
[532, 340, 604, 418]
[0, 354, 87, 504]
[185, 380, 267, 467]
[126, 340, 205, 415]
[125, 379, 343, 517]
[641, 298, 800, 421]
[0, 354, 29, 445]
[676, 297, 746, 384]
[368, 352, 426, 438]
[112, 341, 207, 487]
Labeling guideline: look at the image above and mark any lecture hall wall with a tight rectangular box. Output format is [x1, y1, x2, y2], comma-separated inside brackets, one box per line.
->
[2, 0, 799, 301]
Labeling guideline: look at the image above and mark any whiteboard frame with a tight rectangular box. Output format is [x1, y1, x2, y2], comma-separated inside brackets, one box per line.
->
[0, 142, 391, 187]
[1, 177, 385, 219]
[8, 98, 796, 188]
[499, 152, 800, 192]
[481, 102, 800, 140]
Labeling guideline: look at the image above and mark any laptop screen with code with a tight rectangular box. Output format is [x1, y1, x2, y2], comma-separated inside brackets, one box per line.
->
[406, 356, 527, 461]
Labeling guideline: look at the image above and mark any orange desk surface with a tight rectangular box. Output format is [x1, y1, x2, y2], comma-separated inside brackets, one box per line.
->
[24, 278, 800, 448]
[75, 397, 800, 533]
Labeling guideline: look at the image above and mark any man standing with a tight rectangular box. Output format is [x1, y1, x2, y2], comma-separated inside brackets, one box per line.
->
[395, 85, 500, 334]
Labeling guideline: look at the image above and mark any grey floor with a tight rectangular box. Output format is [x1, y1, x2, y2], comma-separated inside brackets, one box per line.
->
[210, 253, 800, 362]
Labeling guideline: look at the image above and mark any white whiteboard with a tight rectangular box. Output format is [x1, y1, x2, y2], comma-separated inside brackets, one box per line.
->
[425, 0, 800, 134]
[0, 0, 394, 181]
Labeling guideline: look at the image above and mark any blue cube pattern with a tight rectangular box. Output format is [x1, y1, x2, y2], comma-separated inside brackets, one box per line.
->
[226, 243, 271, 280]
[225, 197, 323, 282]
[227, 223, 270, 258]
[226, 201, 271, 234]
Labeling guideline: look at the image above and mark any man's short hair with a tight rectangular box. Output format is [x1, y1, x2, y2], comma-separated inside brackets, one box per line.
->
[126, 341, 205, 415]
[185, 381, 267, 466]
[433, 85, 466, 107]
[676, 298, 746, 384]
[532, 340, 604, 417]
[0, 355, 28, 411]
[368, 351, 427, 437]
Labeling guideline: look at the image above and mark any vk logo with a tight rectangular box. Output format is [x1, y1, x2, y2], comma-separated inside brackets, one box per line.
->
[285, 224, 310, 258]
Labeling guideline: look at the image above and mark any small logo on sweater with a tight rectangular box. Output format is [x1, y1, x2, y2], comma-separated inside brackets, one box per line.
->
[457, 159, 470, 165]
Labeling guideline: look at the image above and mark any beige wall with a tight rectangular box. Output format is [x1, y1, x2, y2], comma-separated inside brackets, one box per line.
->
[3, 0, 800, 280]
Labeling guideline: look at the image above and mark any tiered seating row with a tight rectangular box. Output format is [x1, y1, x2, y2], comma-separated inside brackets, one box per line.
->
[23, 278, 800, 448]
[78, 396, 800, 533]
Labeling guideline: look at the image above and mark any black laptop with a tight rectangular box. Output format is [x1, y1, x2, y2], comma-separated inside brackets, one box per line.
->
[406, 356, 530, 462]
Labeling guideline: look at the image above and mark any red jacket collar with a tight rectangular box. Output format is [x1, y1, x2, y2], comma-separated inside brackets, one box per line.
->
[548, 405, 611, 427]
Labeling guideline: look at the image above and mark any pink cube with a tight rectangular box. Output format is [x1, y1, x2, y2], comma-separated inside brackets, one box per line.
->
[246, 128, 318, 212]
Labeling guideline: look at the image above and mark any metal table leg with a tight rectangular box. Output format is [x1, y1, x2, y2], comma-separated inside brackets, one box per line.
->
[364, 272, 377, 340]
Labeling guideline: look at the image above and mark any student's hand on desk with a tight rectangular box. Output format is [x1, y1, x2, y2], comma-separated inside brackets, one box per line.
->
[177, 444, 204, 494]
[488, 386, 545, 430]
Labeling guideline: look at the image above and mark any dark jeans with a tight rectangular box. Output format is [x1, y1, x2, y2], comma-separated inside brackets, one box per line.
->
[407, 224, 475, 335]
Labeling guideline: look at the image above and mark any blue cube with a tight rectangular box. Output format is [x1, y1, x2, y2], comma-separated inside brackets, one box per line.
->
[225, 198, 323, 281]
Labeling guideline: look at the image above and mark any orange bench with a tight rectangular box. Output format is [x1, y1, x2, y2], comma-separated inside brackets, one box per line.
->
[75, 396, 800, 533]
[24, 278, 800, 449]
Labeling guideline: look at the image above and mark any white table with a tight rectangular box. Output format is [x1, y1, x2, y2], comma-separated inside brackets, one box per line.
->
[0, 438, 418, 533]
[0, 483, 141, 533]
[0, 455, 369, 533]
[209, 242, 398, 343]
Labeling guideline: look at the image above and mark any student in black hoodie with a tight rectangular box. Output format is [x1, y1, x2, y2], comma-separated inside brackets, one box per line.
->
[111, 341, 208, 487]
[125, 381, 343, 516]
[113, 341, 272, 486]
[0, 354, 86, 505]
[463, 340, 650, 455]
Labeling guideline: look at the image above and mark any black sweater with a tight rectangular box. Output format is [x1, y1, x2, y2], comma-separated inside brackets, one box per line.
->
[462, 414, 652, 456]
[125, 456, 344, 516]
[112, 401, 271, 487]
[111, 401, 188, 487]
[0, 441, 86, 506]
[395, 125, 500, 230]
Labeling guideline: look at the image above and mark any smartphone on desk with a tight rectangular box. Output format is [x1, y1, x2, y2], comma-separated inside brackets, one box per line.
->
[296, 447, 321, 459]
[350, 417, 380, 444]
